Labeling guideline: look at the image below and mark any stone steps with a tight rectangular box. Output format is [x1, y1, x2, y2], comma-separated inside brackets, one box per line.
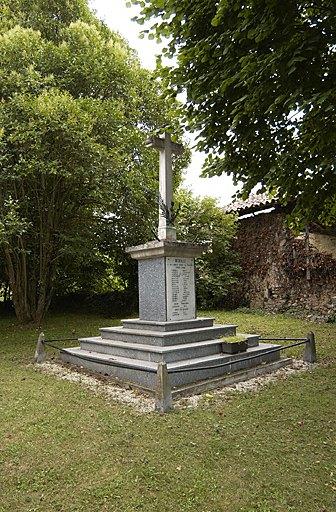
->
[172, 358, 293, 398]
[100, 324, 237, 346]
[121, 317, 216, 332]
[61, 348, 157, 391]
[79, 336, 225, 363]
[79, 332, 261, 363]
[172, 344, 281, 387]
[61, 342, 280, 390]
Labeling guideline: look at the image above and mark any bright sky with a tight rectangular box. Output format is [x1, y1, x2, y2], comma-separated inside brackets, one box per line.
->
[90, 0, 238, 205]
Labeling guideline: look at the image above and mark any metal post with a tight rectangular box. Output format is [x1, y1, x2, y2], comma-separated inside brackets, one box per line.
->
[34, 332, 46, 363]
[155, 362, 173, 413]
[303, 331, 317, 363]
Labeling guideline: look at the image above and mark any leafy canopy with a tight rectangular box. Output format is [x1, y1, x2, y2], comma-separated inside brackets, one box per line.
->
[175, 189, 239, 308]
[0, 0, 94, 40]
[0, 1, 187, 322]
[131, 0, 336, 225]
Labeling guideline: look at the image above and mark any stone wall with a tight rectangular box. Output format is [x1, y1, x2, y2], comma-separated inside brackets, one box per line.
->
[231, 210, 336, 321]
[310, 233, 336, 259]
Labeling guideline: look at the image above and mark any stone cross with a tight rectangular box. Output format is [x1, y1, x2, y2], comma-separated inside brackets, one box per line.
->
[146, 132, 184, 240]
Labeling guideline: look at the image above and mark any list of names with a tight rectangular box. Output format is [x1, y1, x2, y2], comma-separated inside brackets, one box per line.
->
[166, 257, 195, 321]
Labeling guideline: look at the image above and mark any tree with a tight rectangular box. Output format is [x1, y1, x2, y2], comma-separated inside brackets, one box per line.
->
[0, 3, 187, 323]
[0, 0, 94, 40]
[132, 0, 336, 225]
[175, 189, 239, 308]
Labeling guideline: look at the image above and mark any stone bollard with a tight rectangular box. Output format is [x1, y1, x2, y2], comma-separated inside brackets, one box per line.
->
[303, 331, 317, 363]
[34, 332, 46, 363]
[155, 362, 173, 413]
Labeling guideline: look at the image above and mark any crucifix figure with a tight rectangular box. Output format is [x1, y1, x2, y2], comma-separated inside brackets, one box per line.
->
[146, 132, 184, 241]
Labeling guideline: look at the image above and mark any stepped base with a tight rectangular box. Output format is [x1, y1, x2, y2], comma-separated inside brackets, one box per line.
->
[173, 358, 293, 397]
[78, 332, 261, 363]
[121, 317, 216, 332]
[100, 323, 236, 346]
[61, 316, 284, 394]
[60, 342, 282, 391]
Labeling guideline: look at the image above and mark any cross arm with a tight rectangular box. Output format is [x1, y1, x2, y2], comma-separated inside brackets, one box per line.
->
[145, 135, 184, 156]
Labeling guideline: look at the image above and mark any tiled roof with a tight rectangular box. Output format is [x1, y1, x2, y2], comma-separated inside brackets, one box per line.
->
[224, 193, 279, 215]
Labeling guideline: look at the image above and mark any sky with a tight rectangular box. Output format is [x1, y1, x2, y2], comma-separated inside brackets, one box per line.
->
[90, 0, 238, 206]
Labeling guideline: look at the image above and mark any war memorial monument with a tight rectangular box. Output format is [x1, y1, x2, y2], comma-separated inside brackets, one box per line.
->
[61, 133, 289, 405]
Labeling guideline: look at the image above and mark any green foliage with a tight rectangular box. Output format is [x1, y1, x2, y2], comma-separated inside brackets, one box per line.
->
[0, 0, 94, 40]
[0, 198, 30, 244]
[175, 189, 239, 308]
[131, 0, 336, 226]
[0, 1, 186, 322]
[220, 334, 247, 343]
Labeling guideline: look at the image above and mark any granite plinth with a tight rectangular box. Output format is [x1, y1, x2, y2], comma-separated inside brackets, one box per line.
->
[173, 358, 292, 398]
[169, 343, 280, 387]
[129, 240, 203, 323]
[60, 342, 281, 390]
[80, 337, 231, 363]
[137, 255, 197, 322]
[99, 324, 235, 347]
[60, 297, 272, 391]
[126, 239, 206, 260]
[121, 317, 215, 332]
[61, 348, 157, 390]
[138, 258, 167, 322]
[60, 238, 276, 395]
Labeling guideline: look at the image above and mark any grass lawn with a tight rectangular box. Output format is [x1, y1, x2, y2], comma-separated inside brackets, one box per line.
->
[0, 309, 335, 512]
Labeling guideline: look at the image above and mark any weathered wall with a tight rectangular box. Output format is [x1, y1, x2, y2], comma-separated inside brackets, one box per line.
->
[232, 211, 336, 321]
[310, 233, 336, 259]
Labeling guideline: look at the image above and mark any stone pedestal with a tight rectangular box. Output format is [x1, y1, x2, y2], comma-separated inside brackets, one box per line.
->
[126, 240, 203, 323]
[61, 239, 286, 393]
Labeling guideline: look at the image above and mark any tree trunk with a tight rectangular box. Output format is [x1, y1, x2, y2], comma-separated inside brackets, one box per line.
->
[3, 242, 56, 324]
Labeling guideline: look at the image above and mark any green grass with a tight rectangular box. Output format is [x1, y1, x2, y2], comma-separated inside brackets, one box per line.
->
[0, 310, 335, 512]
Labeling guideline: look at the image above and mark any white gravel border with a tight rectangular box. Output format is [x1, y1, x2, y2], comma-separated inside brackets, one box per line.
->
[177, 359, 313, 409]
[34, 361, 155, 413]
[33, 359, 314, 413]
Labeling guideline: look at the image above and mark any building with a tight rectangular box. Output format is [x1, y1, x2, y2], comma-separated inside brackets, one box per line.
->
[225, 194, 336, 321]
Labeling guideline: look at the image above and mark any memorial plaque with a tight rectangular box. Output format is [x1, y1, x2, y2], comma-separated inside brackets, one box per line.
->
[166, 257, 196, 321]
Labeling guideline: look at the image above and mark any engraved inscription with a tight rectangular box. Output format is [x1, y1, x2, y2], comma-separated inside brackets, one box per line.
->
[166, 257, 195, 321]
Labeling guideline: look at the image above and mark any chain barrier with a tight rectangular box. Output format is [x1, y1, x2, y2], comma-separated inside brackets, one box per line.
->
[168, 339, 308, 374]
[38, 333, 315, 375]
[43, 340, 66, 351]
[41, 337, 156, 373]
[36, 332, 316, 413]
[258, 337, 307, 342]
